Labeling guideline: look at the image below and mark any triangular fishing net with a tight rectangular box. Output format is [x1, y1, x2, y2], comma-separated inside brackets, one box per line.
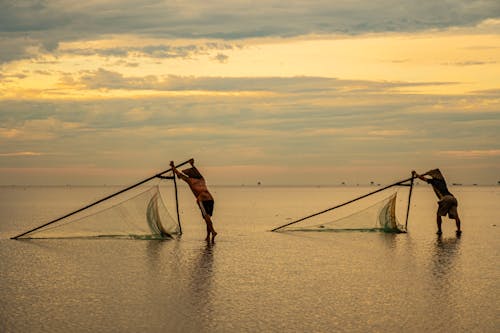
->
[280, 192, 406, 233]
[271, 175, 417, 233]
[23, 185, 180, 239]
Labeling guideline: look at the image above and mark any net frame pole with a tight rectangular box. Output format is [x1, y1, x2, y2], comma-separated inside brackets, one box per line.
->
[271, 177, 413, 232]
[404, 175, 415, 230]
[173, 171, 182, 235]
[11, 159, 193, 239]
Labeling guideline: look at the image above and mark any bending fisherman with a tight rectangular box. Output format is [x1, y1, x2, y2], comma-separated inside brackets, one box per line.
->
[171, 159, 217, 242]
[412, 169, 462, 235]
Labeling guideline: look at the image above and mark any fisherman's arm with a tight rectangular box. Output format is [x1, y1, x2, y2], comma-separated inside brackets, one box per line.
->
[412, 170, 430, 182]
[170, 161, 189, 182]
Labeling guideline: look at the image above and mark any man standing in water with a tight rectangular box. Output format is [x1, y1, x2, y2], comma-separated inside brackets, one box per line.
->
[170, 159, 217, 242]
[412, 169, 461, 235]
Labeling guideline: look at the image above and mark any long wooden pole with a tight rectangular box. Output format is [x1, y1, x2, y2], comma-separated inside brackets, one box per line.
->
[173, 172, 182, 235]
[404, 175, 415, 230]
[11, 159, 192, 239]
[271, 177, 413, 232]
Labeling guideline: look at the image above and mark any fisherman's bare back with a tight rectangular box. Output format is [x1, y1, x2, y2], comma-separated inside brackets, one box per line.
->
[186, 178, 213, 202]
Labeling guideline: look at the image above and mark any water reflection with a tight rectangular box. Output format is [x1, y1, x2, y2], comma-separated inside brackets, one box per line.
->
[187, 242, 216, 331]
[146, 239, 163, 262]
[432, 234, 462, 279]
[145, 238, 178, 265]
[143, 239, 216, 331]
[430, 233, 462, 306]
[189, 242, 215, 294]
[378, 233, 398, 250]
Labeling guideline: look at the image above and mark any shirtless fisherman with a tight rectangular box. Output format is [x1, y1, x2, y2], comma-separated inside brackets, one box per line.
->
[171, 159, 217, 242]
[412, 169, 462, 235]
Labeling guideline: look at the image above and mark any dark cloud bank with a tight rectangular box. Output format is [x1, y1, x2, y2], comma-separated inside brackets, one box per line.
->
[1, 0, 499, 62]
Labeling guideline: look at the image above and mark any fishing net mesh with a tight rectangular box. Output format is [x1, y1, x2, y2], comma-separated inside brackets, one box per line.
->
[279, 191, 407, 233]
[23, 185, 179, 239]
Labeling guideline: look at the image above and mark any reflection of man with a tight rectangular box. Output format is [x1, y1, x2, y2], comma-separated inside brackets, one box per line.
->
[171, 159, 217, 242]
[412, 169, 461, 235]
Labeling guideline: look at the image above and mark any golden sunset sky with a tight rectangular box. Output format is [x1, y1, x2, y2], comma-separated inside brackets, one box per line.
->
[1, 1, 499, 185]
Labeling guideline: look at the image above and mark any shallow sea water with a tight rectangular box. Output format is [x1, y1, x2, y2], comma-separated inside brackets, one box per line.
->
[0, 185, 498, 332]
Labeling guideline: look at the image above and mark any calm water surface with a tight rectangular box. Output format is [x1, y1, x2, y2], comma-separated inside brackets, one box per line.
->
[0, 185, 499, 332]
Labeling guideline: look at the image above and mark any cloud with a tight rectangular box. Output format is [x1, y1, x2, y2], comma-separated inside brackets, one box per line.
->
[470, 88, 500, 95]
[2, 76, 497, 145]
[1, 0, 499, 63]
[367, 129, 412, 137]
[0, 128, 21, 138]
[439, 149, 500, 158]
[1, 68, 498, 184]
[0, 36, 43, 63]
[0, 151, 43, 157]
[0, 72, 28, 83]
[442, 60, 498, 66]
[60, 42, 236, 59]
[1, 117, 84, 142]
[212, 53, 229, 63]
[79, 68, 137, 90]
[71, 70, 458, 94]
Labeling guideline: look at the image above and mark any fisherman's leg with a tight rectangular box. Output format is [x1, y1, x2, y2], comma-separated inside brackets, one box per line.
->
[436, 214, 442, 234]
[202, 216, 212, 241]
[197, 200, 210, 241]
[450, 204, 461, 233]
[205, 221, 211, 241]
[204, 215, 217, 242]
[455, 214, 461, 233]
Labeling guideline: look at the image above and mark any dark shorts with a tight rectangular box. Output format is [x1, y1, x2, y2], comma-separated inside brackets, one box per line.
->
[437, 195, 458, 219]
[198, 200, 214, 217]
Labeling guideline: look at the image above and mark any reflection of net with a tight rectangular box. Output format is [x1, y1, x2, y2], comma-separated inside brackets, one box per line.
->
[282, 193, 405, 233]
[26, 186, 179, 239]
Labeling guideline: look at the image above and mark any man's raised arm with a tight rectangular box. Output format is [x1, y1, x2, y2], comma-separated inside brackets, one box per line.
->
[170, 161, 189, 182]
[412, 170, 429, 182]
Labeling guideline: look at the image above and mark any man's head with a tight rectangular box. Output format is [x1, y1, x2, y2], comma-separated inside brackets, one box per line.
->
[426, 168, 444, 180]
[182, 167, 203, 179]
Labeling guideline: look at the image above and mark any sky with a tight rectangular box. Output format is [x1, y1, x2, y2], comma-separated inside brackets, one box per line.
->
[1, 0, 499, 186]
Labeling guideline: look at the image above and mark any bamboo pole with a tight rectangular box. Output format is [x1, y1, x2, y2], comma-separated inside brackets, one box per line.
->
[11, 159, 192, 239]
[271, 177, 413, 232]
[404, 175, 415, 230]
[173, 172, 182, 235]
